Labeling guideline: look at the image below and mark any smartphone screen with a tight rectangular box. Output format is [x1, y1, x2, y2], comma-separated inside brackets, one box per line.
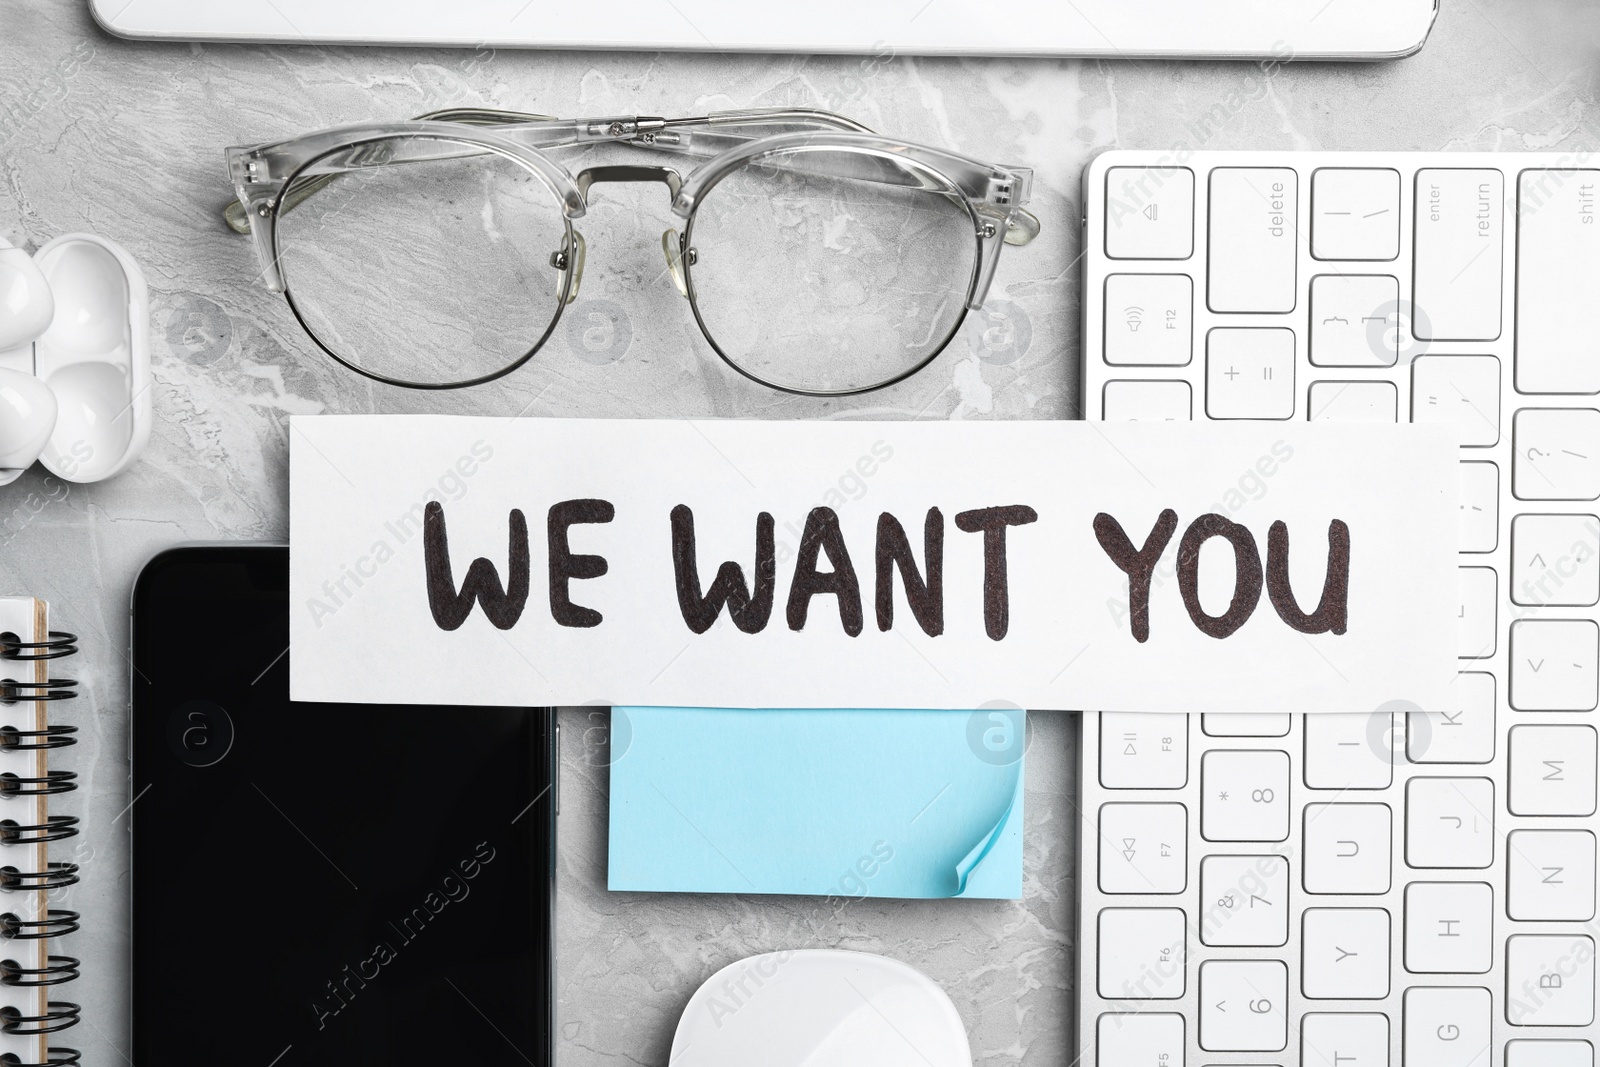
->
[130, 545, 554, 1066]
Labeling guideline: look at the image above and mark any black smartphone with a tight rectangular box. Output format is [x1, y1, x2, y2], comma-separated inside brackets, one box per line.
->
[130, 545, 555, 1066]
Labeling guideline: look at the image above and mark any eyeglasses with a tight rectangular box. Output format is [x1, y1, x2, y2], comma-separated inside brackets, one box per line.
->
[224, 107, 1038, 397]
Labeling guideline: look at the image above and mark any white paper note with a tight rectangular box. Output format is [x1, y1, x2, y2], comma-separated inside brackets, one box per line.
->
[289, 416, 1459, 714]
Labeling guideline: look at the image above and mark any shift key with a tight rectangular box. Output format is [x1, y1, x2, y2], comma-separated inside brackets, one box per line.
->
[1517, 170, 1600, 393]
[1414, 170, 1503, 340]
[1209, 168, 1297, 312]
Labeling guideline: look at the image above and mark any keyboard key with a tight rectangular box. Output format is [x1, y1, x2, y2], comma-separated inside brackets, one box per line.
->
[1509, 725, 1598, 815]
[1301, 908, 1390, 999]
[1304, 713, 1392, 790]
[1199, 960, 1286, 1052]
[1413, 169, 1505, 341]
[1096, 1012, 1185, 1067]
[1102, 379, 1191, 421]
[1104, 274, 1192, 365]
[1405, 777, 1495, 868]
[1202, 750, 1289, 842]
[1307, 380, 1396, 423]
[1105, 167, 1194, 260]
[1514, 408, 1600, 500]
[1510, 619, 1600, 711]
[1206, 328, 1295, 419]
[1203, 713, 1289, 738]
[1404, 881, 1493, 973]
[1506, 934, 1596, 1026]
[1409, 671, 1496, 764]
[1099, 713, 1187, 789]
[1310, 275, 1399, 366]
[1411, 354, 1501, 446]
[1312, 167, 1401, 261]
[1507, 1040, 1594, 1067]
[1516, 170, 1600, 394]
[1512, 513, 1600, 606]
[1097, 907, 1186, 1000]
[1304, 803, 1391, 894]
[1199, 854, 1288, 947]
[1458, 461, 1499, 552]
[1404, 987, 1490, 1067]
[1507, 829, 1597, 920]
[1099, 803, 1187, 893]
[1458, 566, 1498, 658]
[1208, 168, 1298, 313]
[1302, 1012, 1389, 1067]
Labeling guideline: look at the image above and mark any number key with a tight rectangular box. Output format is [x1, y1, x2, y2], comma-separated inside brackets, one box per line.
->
[1200, 959, 1287, 1052]
[1200, 854, 1288, 946]
[1202, 750, 1289, 842]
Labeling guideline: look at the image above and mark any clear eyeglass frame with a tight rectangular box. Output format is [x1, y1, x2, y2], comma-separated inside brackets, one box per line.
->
[224, 107, 1040, 397]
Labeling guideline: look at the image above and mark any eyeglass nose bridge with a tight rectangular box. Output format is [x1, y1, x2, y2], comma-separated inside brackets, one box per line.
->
[567, 166, 694, 300]
[573, 164, 684, 200]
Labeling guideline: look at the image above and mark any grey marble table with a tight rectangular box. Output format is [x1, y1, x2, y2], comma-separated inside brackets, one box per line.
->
[2, 1, 1597, 1062]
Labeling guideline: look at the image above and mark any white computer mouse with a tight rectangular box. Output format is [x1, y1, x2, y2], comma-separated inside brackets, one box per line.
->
[669, 949, 972, 1067]
[0, 237, 54, 352]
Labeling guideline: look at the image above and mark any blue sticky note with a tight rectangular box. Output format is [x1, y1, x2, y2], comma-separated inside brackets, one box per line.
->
[606, 707, 1025, 900]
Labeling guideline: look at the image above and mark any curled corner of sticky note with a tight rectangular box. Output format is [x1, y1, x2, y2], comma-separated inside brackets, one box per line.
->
[953, 762, 1026, 900]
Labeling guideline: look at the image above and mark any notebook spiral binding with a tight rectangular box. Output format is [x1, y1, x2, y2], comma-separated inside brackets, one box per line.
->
[0, 634, 77, 1066]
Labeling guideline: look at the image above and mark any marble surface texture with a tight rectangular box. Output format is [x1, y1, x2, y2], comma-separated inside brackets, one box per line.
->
[2, 1, 1598, 1063]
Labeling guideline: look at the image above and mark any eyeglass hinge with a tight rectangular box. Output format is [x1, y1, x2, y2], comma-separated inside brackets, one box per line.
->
[596, 117, 669, 140]
[985, 176, 1016, 207]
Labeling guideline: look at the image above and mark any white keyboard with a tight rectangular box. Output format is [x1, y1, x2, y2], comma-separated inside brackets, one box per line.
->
[1078, 152, 1600, 1066]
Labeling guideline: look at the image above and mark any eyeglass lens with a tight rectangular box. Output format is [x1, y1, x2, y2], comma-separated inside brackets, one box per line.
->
[276, 136, 570, 388]
[687, 148, 979, 394]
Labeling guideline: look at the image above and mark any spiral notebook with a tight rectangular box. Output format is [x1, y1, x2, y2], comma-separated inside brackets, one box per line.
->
[0, 598, 81, 1067]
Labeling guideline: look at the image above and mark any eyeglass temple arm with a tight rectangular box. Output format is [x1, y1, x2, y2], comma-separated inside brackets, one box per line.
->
[451, 107, 882, 161]
[221, 107, 569, 233]
[222, 107, 866, 234]
[223, 107, 1037, 247]
[463, 107, 1038, 245]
